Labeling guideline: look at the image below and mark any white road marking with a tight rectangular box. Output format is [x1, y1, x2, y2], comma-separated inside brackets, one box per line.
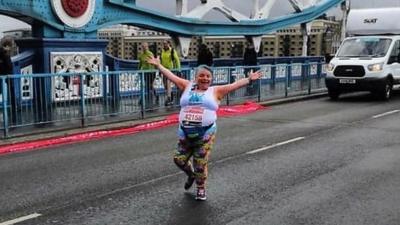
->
[246, 137, 305, 155]
[372, 110, 400, 119]
[0, 213, 41, 225]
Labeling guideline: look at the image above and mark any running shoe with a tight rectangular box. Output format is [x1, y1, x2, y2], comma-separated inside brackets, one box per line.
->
[195, 188, 207, 201]
[184, 175, 195, 190]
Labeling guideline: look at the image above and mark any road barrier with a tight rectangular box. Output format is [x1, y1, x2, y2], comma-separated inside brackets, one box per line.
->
[0, 62, 326, 138]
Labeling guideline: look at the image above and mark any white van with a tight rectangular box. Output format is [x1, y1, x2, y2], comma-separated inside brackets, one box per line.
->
[325, 8, 400, 100]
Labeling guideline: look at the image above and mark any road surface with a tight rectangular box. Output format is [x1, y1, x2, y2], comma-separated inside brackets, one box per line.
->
[1, 92, 400, 225]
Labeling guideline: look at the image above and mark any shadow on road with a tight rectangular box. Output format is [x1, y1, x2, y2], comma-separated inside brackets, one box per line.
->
[166, 192, 217, 225]
[326, 90, 400, 103]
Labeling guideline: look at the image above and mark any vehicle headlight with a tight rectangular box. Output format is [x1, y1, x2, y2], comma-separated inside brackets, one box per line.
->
[326, 63, 335, 72]
[367, 63, 384, 72]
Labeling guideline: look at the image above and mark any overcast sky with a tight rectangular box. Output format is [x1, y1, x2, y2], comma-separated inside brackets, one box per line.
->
[1, 0, 399, 37]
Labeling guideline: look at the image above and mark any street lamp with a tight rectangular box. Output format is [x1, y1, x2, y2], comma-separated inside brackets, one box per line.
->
[340, 0, 350, 41]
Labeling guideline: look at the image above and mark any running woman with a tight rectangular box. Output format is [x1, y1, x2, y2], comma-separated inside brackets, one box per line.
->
[147, 56, 261, 200]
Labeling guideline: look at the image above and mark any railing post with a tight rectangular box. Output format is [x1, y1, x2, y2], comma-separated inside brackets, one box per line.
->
[104, 67, 109, 109]
[285, 64, 289, 98]
[288, 61, 292, 90]
[272, 64, 276, 91]
[226, 67, 231, 106]
[2, 77, 9, 138]
[140, 71, 145, 119]
[257, 72, 261, 102]
[308, 63, 312, 95]
[79, 73, 86, 127]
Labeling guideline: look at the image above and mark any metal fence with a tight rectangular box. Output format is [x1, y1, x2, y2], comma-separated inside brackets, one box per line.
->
[0, 62, 326, 138]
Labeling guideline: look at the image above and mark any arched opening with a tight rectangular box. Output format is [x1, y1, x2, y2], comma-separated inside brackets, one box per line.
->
[0, 15, 31, 56]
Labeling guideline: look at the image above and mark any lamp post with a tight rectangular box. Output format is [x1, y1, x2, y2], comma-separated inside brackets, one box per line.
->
[340, 0, 351, 41]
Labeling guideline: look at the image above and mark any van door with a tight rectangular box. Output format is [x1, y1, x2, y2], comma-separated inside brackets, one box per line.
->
[387, 40, 400, 83]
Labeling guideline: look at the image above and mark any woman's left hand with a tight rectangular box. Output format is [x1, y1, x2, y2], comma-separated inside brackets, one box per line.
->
[248, 70, 262, 81]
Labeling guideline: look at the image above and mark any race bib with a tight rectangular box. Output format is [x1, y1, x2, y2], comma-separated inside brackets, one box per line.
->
[182, 106, 204, 126]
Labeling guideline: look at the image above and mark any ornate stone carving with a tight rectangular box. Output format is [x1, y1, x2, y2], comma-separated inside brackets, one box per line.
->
[50, 52, 103, 102]
[20, 65, 33, 100]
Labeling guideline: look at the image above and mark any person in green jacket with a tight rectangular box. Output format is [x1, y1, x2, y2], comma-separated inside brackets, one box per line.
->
[160, 40, 180, 106]
[138, 42, 156, 108]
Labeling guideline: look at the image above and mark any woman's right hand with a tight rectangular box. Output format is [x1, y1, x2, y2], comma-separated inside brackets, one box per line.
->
[145, 55, 190, 91]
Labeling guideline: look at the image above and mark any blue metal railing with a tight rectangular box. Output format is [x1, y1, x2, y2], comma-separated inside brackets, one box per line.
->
[0, 62, 326, 138]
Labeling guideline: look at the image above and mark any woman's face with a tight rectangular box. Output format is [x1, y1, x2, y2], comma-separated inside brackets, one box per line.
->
[195, 68, 212, 90]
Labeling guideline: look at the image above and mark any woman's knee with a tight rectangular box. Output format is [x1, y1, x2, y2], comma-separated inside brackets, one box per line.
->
[173, 155, 187, 167]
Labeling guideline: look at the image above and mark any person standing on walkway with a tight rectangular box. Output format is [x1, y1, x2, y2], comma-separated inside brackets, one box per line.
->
[197, 44, 213, 67]
[243, 42, 259, 95]
[147, 55, 261, 201]
[160, 40, 180, 106]
[0, 40, 12, 75]
[138, 42, 156, 108]
[0, 38, 17, 124]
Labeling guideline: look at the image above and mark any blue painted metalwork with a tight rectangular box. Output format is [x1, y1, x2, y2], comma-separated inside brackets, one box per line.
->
[1, 77, 9, 137]
[0, 0, 344, 38]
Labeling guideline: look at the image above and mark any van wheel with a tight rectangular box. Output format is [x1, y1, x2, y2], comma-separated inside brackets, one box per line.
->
[328, 89, 340, 100]
[376, 79, 392, 100]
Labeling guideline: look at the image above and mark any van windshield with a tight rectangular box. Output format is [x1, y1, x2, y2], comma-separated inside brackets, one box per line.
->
[337, 38, 392, 57]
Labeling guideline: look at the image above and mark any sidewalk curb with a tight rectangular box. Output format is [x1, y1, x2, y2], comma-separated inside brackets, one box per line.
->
[0, 91, 328, 150]
[260, 91, 328, 107]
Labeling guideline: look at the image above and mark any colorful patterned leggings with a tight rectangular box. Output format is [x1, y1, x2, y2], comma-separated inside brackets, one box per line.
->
[173, 127, 216, 189]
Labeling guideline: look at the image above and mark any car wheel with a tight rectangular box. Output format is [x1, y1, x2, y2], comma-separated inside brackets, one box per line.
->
[376, 79, 392, 100]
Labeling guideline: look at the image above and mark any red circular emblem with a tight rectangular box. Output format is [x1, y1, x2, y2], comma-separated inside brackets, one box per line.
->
[61, 0, 89, 18]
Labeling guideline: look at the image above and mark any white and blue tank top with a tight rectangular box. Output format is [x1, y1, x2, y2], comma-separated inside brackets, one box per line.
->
[179, 82, 219, 127]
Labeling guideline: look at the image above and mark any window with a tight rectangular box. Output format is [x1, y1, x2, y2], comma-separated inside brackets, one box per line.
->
[389, 40, 400, 63]
[336, 37, 392, 57]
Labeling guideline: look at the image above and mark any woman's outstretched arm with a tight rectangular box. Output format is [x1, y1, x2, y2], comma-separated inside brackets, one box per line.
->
[147, 56, 190, 91]
[214, 70, 262, 101]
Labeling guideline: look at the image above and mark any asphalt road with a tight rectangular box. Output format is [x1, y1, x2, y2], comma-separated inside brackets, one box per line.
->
[1, 92, 400, 225]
